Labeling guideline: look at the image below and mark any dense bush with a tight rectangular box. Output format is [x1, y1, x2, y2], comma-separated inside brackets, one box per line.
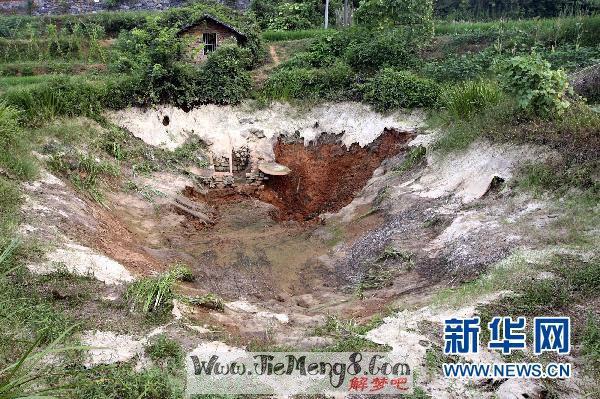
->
[263, 62, 354, 100]
[421, 49, 500, 82]
[174, 44, 253, 107]
[361, 69, 440, 111]
[499, 54, 572, 117]
[344, 28, 414, 72]
[280, 27, 420, 74]
[110, 17, 184, 105]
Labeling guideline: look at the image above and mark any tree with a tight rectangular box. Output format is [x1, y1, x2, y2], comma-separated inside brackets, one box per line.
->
[355, 0, 434, 44]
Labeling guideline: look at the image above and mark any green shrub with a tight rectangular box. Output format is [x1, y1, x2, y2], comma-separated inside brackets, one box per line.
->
[361, 69, 440, 112]
[442, 80, 503, 119]
[263, 62, 354, 101]
[344, 28, 414, 72]
[421, 50, 499, 82]
[499, 54, 572, 117]
[188, 44, 252, 106]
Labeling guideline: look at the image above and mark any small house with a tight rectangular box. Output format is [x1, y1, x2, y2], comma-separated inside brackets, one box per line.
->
[178, 15, 247, 62]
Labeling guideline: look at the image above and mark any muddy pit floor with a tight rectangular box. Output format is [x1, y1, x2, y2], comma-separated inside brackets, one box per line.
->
[105, 130, 414, 303]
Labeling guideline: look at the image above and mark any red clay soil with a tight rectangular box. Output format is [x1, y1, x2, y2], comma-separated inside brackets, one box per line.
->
[261, 129, 414, 221]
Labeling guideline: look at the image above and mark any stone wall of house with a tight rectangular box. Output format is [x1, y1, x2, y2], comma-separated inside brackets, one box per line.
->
[0, 0, 250, 15]
[182, 19, 242, 62]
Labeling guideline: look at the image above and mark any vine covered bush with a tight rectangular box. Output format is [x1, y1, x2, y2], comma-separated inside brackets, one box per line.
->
[361, 69, 441, 111]
[499, 54, 572, 117]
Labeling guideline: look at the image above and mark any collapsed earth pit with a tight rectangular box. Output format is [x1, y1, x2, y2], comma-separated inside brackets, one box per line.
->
[108, 128, 416, 301]
[260, 129, 415, 221]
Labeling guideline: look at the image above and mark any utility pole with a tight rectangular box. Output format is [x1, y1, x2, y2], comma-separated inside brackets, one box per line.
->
[324, 0, 329, 29]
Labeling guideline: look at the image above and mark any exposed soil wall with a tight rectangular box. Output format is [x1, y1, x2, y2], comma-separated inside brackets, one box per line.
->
[262, 129, 414, 220]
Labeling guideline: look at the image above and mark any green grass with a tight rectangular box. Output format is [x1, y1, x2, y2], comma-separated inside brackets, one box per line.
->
[145, 334, 184, 372]
[126, 272, 178, 314]
[476, 255, 599, 338]
[313, 315, 390, 352]
[73, 363, 183, 399]
[434, 15, 600, 46]
[48, 151, 119, 203]
[582, 314, 600, 376]
[394, 145, 427, 174]
[261, 29, 331, 42]
[0, 75, 58, 92]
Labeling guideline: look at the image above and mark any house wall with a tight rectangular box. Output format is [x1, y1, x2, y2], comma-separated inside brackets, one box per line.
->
[182, 20, 241, 62]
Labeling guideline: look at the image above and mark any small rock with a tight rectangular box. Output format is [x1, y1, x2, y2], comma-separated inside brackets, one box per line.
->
[275, 293, 289, 302]
[295, 294, 317, 309]
[294, 336, 335, 350]
[496, 378, 545, 399]
[250, 128, 265, 138]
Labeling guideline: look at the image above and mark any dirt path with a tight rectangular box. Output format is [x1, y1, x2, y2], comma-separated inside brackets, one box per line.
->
[269, 45, 280, 65]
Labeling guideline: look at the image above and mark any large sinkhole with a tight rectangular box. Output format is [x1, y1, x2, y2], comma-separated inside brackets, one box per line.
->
[259, 129, 414, 221]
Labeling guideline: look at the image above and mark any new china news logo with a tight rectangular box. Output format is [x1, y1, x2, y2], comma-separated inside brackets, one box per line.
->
[442, 316, 572, 379]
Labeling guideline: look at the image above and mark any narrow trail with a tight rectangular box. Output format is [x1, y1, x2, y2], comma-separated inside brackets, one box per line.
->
[269, 45, 280, 65]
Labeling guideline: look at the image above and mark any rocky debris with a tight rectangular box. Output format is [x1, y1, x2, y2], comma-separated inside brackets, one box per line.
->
[569, 62, 600, 101]
[496, 379, 546, 399]
[410, 140, 549, 203]
[80, 331, 146, 368]
[226, 300, 289, 324]
[27, 242, 135, 285]
[171, 195, 214, 225]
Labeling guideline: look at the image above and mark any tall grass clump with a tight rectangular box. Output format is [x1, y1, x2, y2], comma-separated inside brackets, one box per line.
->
[442, 80, 503, 119]
[0, 325, 83, 399]
[126, 266, 192, 314]
[0, 102, 36, 180]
